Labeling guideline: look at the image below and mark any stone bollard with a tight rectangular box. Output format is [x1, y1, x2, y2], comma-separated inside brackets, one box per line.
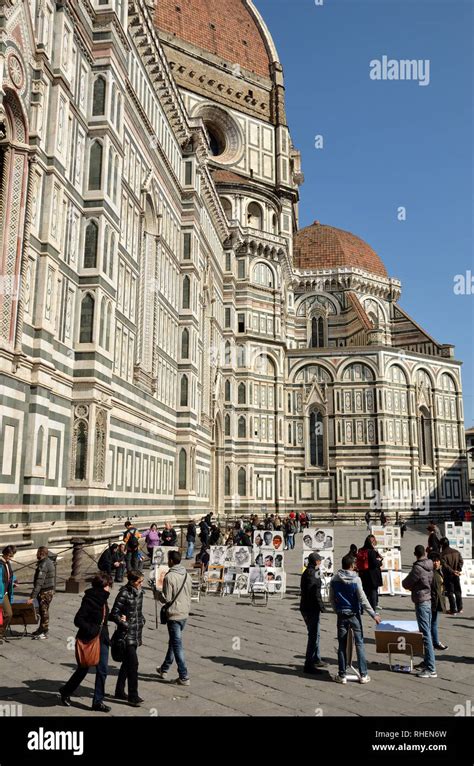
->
[65, 538, 87, 594]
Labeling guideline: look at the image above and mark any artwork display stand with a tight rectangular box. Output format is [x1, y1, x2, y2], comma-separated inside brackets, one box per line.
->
[371, 526, 408, 596]
[344, 625, 361, 682]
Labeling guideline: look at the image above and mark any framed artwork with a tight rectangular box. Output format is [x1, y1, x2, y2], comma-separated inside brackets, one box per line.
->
[249, 566, 265, 588]
[273, 552, 285, 570]
[257, 547, 275, 568]
[234, 572, 249, 595]
[302, 528, 334, 551]
[390, 570, 405, 595]
[230, 546, 252, 568]
[152, 546, 179, 566]
[320, 552, 334, 575]
[253, 531, 264, 547]
[379, 570, 391, 595]
[223, 567, 237, 594]
[207, 565, 224, 593]
[259, 530, 285, 550]
[392, 527, 401, 547]
[209, 546, 228, 566]
[155, 565, 169, 591]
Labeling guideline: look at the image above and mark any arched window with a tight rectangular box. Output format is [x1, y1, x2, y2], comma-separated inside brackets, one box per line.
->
[99, 296, 106, 347]
[108, 233, 115, 279]
[110, 83, 116, 123]
[181, 328, 189, 359]
[103, 226, 109, 275]
[238, 382, 246, 404]
[35, 426, 44, 466]
[180, 375, 188, 406]
[311, 316, 325, 348]
[225, 380, 231, 401]
[74, 421, 88, 480]
[238, 416, 246, 438]
[309, 410, 324, 467]
[88, 141, 103, 191]
[79, 294, 95, 343]
[420, 408, 433, 468]
[253, 262, 274, 288]
[84, 221, 98, 268]
[237, 344, 246, 368]
[225, 414, 231, 436]
[178, 448, 187, 490]
[238, 467, 246, 496]
[105, 303, 112, 351]
[247, 202, 263, 230]
[182, 276, 190, 309]
[107, 148, 113, 197]
[92, 76, 106, 116]
[221, 198, 232, 221]
[225, 465, 231, 495]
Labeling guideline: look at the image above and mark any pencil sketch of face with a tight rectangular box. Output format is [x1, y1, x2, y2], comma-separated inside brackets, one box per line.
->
[313, 530, 325, 548]
[263, 531, 273, 546]
[274, 575, 282, 591]
[153, 548, 164, 565]
[273, 535, 283, 550]
[234, 548, 250, 566]
[210, 546, 226, 565]
[303, 534, 313, 550]
[274, 554, 283, 568]
[254, 533, 263, 547]
[264, 555, 274, 567]
[235, 574, 248, 593]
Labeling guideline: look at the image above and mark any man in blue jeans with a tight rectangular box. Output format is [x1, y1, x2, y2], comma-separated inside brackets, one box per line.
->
[402, 545, 436, 678]
[157, 550, 192, 685]
[330, 554, 381, 684]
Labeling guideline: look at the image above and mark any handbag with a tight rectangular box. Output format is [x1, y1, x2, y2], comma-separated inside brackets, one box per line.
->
[110, 626, 127, 662]
[75, 606, 106, 668]
[160, 572, 188, 625]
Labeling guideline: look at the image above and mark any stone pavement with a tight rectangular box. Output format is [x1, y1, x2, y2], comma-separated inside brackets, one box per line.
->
[1, 524, 472, 717]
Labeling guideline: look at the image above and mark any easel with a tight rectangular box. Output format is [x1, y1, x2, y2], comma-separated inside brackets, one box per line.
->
[344, 624, 362, 682]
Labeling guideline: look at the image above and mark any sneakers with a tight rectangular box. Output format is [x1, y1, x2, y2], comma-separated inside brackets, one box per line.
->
[92, 702, 111, 713]
[417, 669, 437, 678]
[156, 668, 169, 680]
[359, 675, 371, 684]
[414, 662, 426, 671]
[32, 632, 48, 640]
[335, 675, 347, 684]
[175, 678, 190, 686]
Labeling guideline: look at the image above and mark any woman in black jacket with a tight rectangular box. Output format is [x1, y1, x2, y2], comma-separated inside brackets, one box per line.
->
[109, 569, 145, 707]
[59, 573, 113, 712]
[358, 535, 383, 611]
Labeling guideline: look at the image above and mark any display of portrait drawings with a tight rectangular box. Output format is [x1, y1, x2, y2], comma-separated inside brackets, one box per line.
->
[264, 568, 284, 593]
[382, 549, 402, 572]
[254, 530, 285, 551]
[152, 546, 179, 566]
[444, 522, 472, 551]
[302, 551, 333, 574]
[389, 570, 407, 596]
[253, 546, 275, 567]
[154, 565, 169, 591]
[302, 528, 334, 551]
[207, 565, 224, 593]
[209, 545, 228, 566]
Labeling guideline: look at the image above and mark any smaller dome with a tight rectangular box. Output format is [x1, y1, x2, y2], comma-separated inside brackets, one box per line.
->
[294, 221, 388, 278]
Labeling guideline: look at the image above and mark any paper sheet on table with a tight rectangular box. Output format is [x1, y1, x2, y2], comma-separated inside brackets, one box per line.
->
[376, 620, 420, 632]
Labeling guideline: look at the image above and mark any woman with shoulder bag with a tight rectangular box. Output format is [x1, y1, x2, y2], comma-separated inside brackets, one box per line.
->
[109, 569, 146, 707]
[59, 572, 113, 712]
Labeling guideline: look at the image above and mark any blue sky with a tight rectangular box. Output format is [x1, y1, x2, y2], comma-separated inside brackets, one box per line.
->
[255, 0, 473, 426]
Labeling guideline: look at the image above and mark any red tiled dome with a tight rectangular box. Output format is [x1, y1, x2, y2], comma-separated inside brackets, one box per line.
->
[294, 222, 388, 278]
[153, 0, 272, 78]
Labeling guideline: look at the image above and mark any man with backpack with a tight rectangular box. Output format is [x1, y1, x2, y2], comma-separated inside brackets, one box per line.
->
[123, 522, 141, 572]
[330, 554, 381, 684]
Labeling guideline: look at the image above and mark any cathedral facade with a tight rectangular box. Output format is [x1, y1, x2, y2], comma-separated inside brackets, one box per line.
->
[0, 0, 469, 545]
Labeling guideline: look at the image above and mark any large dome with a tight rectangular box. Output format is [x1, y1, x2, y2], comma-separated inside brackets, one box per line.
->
[294, 221, 388, 278]
[153, 0, 273, 78]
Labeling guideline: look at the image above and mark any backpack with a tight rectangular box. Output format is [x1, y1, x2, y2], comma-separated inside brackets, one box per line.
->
[125, 528, 139, 550]
[356, 548, 369, 571]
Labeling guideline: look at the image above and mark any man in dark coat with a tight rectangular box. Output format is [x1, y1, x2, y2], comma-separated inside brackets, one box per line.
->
[186, 521, 196, 560]
[299, 553, 328, 674]
[110, 570, 146, 706]
[199, 519, 210, 546]
[161, 523, 178, 547]
[59, 573, 113, 711]
[402, 545, 436, 678]
[440, 537, 463, 615]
